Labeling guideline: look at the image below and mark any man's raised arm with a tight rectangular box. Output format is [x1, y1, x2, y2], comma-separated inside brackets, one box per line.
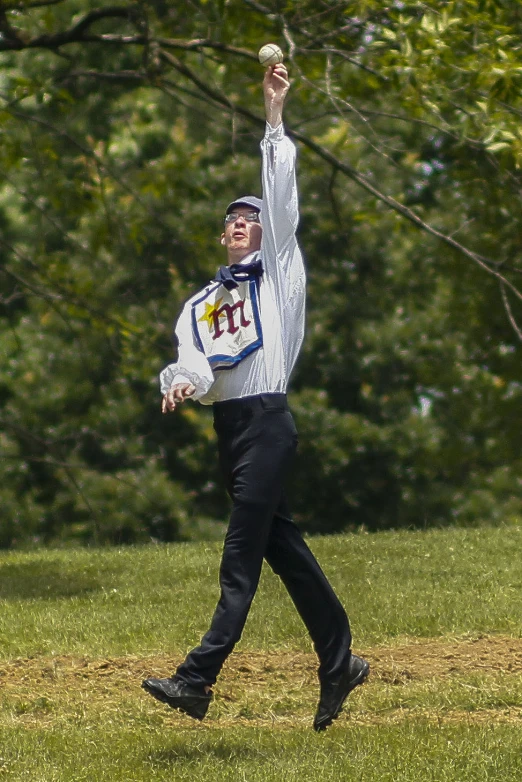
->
[263, 63, 290, 128]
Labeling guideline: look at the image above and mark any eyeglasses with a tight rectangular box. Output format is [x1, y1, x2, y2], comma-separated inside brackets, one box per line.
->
[224, 211, 260, 224]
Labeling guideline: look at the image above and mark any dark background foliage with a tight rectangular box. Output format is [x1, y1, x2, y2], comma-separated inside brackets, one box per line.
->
[1, 0, 522, 546]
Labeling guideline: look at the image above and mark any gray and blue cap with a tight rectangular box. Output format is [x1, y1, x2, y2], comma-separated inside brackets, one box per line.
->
[225, 196, 263, 215]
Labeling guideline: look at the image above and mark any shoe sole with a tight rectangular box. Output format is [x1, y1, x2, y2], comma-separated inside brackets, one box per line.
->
[141, 680, 209, 721]
[313, 660, 370, 732]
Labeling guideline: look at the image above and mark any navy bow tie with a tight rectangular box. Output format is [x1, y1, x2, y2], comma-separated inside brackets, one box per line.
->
[215, 257, 263, 290]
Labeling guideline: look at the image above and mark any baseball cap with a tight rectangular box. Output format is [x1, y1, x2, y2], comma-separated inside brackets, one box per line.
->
[225, 196, 263, 214]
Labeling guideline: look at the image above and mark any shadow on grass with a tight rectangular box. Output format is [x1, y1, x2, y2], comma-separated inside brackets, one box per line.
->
[148, 736, 268, 765]
[0, 560, 105, 600]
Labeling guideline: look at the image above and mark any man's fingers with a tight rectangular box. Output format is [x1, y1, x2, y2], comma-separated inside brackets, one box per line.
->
[272, 63, 288, 77]
[162, 383, 195, 413]
[162, 397, 175, 413]
[174, 383, 195, 401]
[268, 64, 289, 82]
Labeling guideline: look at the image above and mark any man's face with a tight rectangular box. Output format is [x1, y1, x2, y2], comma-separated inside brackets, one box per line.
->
[221, 207, 262, 261]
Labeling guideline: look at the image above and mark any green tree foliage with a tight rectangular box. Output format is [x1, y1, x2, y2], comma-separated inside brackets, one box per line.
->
[1, 0, 522, 545]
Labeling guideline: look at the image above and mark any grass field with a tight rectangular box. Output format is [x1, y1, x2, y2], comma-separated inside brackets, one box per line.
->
[1, 525, 522, 780]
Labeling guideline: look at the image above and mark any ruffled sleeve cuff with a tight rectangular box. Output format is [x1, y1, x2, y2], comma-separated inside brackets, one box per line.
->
[264, 121, 286, 142]
[159, 363, 214, 401]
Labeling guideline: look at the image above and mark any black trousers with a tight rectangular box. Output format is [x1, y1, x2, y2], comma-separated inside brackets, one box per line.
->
[176, 393, 352, 688]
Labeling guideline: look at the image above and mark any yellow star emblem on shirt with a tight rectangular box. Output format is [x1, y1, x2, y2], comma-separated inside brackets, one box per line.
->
[198, 298, 224, 331]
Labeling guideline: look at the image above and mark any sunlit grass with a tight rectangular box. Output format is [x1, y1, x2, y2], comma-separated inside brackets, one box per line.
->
[2, 525, 522, 780]
[3, 722, 522, 781]
[1, 525, 522, 657]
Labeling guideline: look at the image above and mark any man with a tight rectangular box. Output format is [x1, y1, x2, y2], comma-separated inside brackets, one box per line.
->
[142, 63, 369, 732]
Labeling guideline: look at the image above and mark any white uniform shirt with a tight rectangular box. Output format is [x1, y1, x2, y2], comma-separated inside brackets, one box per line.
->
[159, 122, 306, 405]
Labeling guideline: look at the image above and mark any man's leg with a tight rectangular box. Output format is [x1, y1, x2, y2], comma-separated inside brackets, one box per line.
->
[264, 497, 352, 681]
[264, 498, 369, 730]
[175, 396, 297, 688]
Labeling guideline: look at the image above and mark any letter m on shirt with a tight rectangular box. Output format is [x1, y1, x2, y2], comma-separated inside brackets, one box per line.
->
[191, 280, 263, 370]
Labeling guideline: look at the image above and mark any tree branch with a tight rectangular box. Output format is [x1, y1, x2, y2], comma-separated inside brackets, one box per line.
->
[500, 283, 522, 342]
[2, 1, 65, 9]
[242, 0, 388, 81]
[157, 37, 255, 61]
[0, 5, 140, 51]
[62, 69, 146, 83]
[158, 49, 522, 314]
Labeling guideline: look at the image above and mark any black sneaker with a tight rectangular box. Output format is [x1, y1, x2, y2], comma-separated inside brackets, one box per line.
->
[141, 677, 212, 721]
[313, 653, 369, 732]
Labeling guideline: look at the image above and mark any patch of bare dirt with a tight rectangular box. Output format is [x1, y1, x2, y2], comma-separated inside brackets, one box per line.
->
[368, 635, 522, 684]
[1, 636, 522, 727]
[2, 634, 521, 687]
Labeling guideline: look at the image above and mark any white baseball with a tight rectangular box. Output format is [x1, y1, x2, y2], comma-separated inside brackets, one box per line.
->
[258, 43, 284, 67]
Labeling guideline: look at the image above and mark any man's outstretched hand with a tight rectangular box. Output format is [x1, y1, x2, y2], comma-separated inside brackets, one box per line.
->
[264, 63, 290, 128]
[162, 382, 196, 413]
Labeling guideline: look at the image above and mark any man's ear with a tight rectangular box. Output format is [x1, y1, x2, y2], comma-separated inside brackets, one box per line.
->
[220, 234, 226, 245]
